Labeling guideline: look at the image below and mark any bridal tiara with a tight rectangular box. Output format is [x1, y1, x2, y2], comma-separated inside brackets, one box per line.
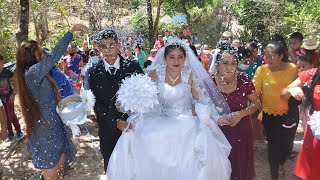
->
[165, 38, 189, 50]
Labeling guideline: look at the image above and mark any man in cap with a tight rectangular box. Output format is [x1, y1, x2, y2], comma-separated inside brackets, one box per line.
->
[303, 35, 320, 67]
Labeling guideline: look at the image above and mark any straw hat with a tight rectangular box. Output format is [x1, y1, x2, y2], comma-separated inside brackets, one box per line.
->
[150, 48, 157, 53]
[222, 31, 233, 40]
[56, 94, 87, 125]
[303, 36, 320, 50]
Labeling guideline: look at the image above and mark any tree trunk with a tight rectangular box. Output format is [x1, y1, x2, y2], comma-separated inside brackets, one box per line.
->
[32, 6, 48, 46]
[146, 0, 154, 50]
[86, 0, 98, 32]
[181, 1, 191, 26]
[39, 10, 48, 45]
[33, 10, 40, 43]
[152, 0, 164, 38]
[16, 0, 29, 46]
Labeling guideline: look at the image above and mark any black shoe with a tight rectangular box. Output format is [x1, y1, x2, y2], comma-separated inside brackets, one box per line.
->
[7, 132, 14, 141]
[16, 131, 24, 140]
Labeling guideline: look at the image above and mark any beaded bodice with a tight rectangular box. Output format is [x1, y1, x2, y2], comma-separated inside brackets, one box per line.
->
[156, 65, 193, 114]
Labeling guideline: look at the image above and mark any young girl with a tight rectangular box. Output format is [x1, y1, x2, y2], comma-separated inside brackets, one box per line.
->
[297, 55, 313, 73]
[296, 55, 314, 129]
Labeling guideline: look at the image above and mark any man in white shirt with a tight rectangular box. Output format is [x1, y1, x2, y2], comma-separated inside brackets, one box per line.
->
[88, 29, 144, 172]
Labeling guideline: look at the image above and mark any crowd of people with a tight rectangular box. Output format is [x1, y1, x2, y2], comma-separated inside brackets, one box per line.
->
[0, 23, 319, 180]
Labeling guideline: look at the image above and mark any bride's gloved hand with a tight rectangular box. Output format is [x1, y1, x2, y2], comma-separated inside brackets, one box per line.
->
[195, 103, 230, 126]
[117, 119, 133, 131]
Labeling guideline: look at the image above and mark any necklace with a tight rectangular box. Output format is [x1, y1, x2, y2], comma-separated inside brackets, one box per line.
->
[167, 73, 180, 85]
[215, 75, 236, 100]
[223, 92, 231, 101]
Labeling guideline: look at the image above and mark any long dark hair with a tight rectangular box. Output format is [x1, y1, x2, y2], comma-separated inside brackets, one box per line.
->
[266, 41, 289, 62]
[16, 40, 61, 137]
[305, 69, 320, 113]
[164, 44, 186, 58]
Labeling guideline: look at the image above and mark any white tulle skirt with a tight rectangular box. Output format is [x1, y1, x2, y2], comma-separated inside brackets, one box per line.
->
[106, 111, 231, 180]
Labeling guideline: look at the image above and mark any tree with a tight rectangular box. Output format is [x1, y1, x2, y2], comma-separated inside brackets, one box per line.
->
[227, 0, 320, 44]
[86, 0, 97, 32]
[228, 0, 290, 43]
[146, 0, 164, 50]
[147, 0, 154, 50]
[163, 0, 217, 26]
[16, 0, 29, 46]
[32, 4, 49, 45]
[283, 0, 320, 36]
[0, 0, 19, 61]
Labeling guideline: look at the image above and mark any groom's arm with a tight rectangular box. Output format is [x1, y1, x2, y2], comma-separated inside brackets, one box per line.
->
[115, 61, 143, 131]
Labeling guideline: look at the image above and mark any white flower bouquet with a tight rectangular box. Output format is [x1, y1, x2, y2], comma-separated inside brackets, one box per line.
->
[116, 74, 159, 115]
[309, 110, 320, 140]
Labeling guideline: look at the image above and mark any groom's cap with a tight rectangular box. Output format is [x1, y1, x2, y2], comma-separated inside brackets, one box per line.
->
[95, 29, 119, 43]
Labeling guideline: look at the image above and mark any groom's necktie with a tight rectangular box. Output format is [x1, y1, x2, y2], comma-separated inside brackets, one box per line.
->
[109, 67, 116, 75]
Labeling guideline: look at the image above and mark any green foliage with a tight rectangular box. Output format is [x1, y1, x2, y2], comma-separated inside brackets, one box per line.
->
[0, 0, 19, 62]
[228, 0, 290, 43]
[163, 0, 217, 15]
[129, 9, 149, 35]
[189, 5, 225, 46]
[42, 27, 69, 50]
[283, 0, 320, 36]
[131, 0, 144, 9]
[158, 22, 185, 36]
[1, 0, 319, 62]
[158, 0, 223, 46]
[0, 27, 17, 62]
[228, 0, 320, 44]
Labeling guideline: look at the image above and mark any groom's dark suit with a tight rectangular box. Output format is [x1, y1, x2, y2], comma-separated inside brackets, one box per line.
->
[88, 55, 143, 171]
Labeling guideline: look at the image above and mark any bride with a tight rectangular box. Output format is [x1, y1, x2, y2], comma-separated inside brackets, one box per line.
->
[107, 39, 232, 180]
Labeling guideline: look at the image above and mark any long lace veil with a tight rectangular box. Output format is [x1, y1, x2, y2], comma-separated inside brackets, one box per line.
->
[145, 39, 231, 117]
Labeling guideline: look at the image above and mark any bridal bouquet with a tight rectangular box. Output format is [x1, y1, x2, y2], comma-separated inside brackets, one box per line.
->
[116, 74, 159, 114]
[309, 110, 320, 140]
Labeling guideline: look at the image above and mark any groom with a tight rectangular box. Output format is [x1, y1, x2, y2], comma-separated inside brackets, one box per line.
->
[88, 29, 143, 172]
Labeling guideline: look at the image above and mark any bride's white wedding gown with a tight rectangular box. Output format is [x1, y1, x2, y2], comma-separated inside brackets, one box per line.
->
[107, 67, 231, 180]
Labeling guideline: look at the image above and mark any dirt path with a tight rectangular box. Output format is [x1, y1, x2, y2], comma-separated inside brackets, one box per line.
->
[0, 99, 303, 180]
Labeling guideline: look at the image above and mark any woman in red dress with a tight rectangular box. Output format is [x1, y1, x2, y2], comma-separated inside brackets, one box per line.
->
[281, 68, 320, 180]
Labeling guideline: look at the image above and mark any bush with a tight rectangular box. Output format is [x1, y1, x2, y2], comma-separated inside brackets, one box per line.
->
[0, 27, 17, 62]
[228, 0, 320, 45]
